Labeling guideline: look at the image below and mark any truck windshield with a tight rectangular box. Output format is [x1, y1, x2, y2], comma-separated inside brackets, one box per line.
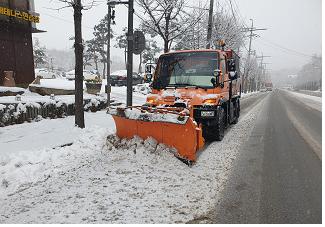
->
[153, 52, 218, 89]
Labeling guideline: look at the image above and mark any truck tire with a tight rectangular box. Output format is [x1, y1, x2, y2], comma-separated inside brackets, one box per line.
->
[203, 107, 225, 141]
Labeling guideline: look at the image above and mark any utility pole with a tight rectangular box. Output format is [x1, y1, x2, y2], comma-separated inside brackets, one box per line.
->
[106, 3, 112, 106]
[126, 0, 134, 106]
[206, 0, 214, 49]
[256, 53, 271, 90]
[242, 19, 267, 92]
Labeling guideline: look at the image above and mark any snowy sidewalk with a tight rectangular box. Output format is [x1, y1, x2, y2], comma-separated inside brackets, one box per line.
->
[0, 111, 114, 155]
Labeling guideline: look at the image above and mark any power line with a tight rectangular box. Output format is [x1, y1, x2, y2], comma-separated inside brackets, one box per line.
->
[257, 37, 314, 58]
[41, 12, 95, 30]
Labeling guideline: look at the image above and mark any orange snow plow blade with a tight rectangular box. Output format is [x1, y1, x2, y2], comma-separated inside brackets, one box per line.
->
[111, 108, 204, 162]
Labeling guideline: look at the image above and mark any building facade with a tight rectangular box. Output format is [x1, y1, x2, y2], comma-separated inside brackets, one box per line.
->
[0, 0, 41, 87]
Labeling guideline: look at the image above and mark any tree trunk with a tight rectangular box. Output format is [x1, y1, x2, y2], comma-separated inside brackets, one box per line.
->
[164, 40, 169, 53]
[164, 14, 170, 53]
[94, 56, 98, 71]
[73, 1, 85, 128]
[102, 62, 106, 78]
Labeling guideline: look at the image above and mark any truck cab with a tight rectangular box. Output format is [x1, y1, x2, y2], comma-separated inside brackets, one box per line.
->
[146, 49, 241, 141]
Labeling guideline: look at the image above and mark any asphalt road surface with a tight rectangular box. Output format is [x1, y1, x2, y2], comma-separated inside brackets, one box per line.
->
[214, 89, 322, 224]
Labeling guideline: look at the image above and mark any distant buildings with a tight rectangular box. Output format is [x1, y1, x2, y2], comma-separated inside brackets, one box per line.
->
[0, 0, 43, 87]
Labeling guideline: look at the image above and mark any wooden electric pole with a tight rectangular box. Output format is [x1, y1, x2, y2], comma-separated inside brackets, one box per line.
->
[73, 0, 85, 128]
[242, 19, 267, 92]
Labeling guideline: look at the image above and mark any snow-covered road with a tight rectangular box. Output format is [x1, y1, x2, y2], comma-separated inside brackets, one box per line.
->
[0, 92, 265, 224]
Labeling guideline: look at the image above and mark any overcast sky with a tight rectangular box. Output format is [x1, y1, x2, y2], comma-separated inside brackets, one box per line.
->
[33, 0, 322, 71]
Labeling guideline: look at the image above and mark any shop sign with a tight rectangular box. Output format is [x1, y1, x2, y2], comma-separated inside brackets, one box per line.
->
[0, 7, 40, 23]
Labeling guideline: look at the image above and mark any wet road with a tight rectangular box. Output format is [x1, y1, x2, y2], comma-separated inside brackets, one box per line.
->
[215, 89, 322, 223]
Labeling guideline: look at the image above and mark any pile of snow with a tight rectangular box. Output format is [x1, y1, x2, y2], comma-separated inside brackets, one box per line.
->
[109, 108, 189, 124]
[241, 91, 259, 98]
[0, 86, 26, 93]
[110, 70, 128, 77]
[0, 104, 6, 111]
[0, 98, 262, 223]
[0, 93, 105, 105]
[133, 83, 151, 95]
[30, 79, 76, 90]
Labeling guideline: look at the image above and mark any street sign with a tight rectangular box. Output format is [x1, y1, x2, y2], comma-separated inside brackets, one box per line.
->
[133, 31, 145, 55]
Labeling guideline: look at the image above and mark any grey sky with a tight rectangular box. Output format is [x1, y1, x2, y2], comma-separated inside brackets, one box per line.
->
[33, 0, 322, 71]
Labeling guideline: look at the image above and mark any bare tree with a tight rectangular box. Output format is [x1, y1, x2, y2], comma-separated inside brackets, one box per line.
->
[296, 55, 322, 90]
[56, 0, 97, 128]
[211, 7, 245, 51]
[243, 56, 259, 92]
[136, 0, 202, 53]
[174, 3, 245, 51]
[174, 5, 208, 50]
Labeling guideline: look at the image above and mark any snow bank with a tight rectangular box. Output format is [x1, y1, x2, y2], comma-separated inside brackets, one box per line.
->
[241, 91, 259, 99]
[0, 86, 26, 93]
[0, 93, 104, 105]
[284, 89, 322, 112]
[30, 79, 76, 90]
[133, 83, 152, 95]
[0, 104, 6, 111]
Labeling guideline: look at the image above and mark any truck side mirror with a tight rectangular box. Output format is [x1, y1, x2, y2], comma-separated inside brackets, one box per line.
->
[211, 77, 216, 87]
[213, 69, 222, 87]
[227, 59, 237, 80]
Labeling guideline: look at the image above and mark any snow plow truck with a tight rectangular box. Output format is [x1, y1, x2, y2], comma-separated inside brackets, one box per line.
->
[109, 49, 241, 164]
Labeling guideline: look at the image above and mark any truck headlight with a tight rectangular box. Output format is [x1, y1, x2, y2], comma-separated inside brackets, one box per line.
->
[146, 97, 157, 105]
[203, 98, 217, 104]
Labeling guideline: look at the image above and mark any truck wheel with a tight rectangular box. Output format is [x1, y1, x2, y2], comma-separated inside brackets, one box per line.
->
[203, 107, 225, 141]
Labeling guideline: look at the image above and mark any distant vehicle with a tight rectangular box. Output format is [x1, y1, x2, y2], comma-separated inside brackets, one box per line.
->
[34, 68, 58, 79]
[260, 88, 267, 92]
[65, 70, 98, 80]
[265, 82, 273, 91]
[110, 70, 144, 86]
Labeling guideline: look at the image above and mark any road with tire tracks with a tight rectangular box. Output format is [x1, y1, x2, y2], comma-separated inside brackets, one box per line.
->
[214, 89, 321, 223]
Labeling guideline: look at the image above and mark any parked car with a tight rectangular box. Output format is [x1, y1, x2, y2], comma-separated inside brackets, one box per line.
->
[65, 70, 99, 80]
[110, 70, 144, 86]
[35, 68, 59, 79]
